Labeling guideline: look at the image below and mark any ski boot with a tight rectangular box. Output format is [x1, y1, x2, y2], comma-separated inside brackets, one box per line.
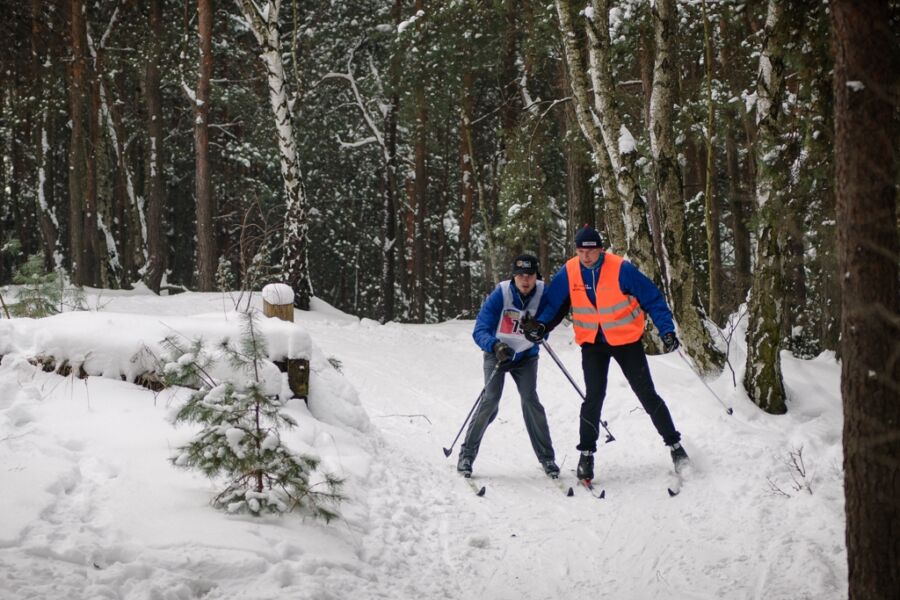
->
[542, 459, 560, 479]
[457, 454, 474, 478]
[576, 451, 594, 481]
[669, 442, 690, 474]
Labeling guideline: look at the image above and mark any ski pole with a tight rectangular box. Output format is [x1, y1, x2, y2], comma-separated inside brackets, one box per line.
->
[542, 341, 615, 443]
[675, 348, 733, 415]
[442, 363, 503, 457]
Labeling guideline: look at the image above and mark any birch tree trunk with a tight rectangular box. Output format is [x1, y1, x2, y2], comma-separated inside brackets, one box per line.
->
[744, 0, 788, 414]
[554, 0, 625, 252]
[650, 0, 723, 374]
[236, 0, 312, 309]
[194, 0, 216, 292]
[583, 0, 658, 280]
[832, 1, 900, 597]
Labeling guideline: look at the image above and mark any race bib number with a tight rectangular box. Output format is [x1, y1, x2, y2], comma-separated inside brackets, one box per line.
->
[499, 309, 522, 335]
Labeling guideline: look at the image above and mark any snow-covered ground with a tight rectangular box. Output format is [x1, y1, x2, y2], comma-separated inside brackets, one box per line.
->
[0, 288, 847, 599]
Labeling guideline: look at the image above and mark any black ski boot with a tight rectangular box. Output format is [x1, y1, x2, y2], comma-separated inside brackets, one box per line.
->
[669, 442, 690, 473]
[542, 459, 560, 479]
[457, 454, 474, 478]
[577, 451, 594, 481]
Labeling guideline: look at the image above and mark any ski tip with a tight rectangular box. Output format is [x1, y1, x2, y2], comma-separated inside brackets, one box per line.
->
[476, 486, 486, 497]
[726, 407, 734, 415]
[442, 447, 452, 457]
[667, 487, 679, 497]
[599, 489, 606, 499]
[566, 487, 574, 497]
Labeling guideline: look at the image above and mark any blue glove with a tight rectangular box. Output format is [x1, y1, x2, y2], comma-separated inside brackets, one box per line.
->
[662, 332, 680, 353]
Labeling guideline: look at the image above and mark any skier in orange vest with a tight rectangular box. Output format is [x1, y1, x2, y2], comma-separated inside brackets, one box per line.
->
[521, 226, 688, 483]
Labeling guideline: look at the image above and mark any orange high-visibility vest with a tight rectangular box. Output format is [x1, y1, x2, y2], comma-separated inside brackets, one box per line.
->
[566, 253, 645, 346]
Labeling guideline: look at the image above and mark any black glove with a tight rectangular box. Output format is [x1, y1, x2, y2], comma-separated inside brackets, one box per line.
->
[520, 318, 547, 343]
[493, 341, 514, 365]
[662, 332, 680, 353]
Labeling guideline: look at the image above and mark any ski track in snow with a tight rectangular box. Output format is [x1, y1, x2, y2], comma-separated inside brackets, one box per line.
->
[0, 292, 847, 599]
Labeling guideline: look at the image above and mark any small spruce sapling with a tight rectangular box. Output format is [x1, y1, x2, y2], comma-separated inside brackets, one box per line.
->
[164, 311, 342, 519]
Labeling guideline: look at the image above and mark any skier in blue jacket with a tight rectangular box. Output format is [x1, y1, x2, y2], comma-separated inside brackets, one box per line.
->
[458, 254, 561, 479]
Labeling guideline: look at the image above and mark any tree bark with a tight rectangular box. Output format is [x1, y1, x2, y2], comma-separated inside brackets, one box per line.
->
[718, 8, 752, 308]
[235, 0, 313, 309]
[459, 69, 476, 316]
[32, 0, 61, 272]
[554, 0, 626, 252]
[144, 0, 166, 293]
[584, 0, 658, 280]
[832, 2, 900, 598]
[194, 0, 216, 292]
[649, 0, 723, 374]
[701, 0, 723, 325]
[66, 0, 89, 286]
[744, 0, 789, 414]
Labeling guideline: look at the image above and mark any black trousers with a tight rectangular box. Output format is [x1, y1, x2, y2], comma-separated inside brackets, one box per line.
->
[577, 339, 681, 452]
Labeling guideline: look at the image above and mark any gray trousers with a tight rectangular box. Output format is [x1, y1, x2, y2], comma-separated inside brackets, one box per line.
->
[460, 353, 555, 464]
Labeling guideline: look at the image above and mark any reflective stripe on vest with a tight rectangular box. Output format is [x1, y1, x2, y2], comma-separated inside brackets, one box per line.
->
[566, 254, 645, 346]
[494, 280, 545, 353]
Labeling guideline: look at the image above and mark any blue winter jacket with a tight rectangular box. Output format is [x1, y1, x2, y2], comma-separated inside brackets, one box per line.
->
[533, 254, 675, 343]
[472, 282, 548, 363]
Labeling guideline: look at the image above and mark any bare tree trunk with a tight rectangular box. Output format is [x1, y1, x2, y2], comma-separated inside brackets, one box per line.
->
[67, 0, 89, 286]
[194, 0, 216, 291]
[744, 0, 789, 414]
[583, 0, 658, 280]
[718, 8, 752, 308]
[408, 0, 428, 321]
[649, 0, 723, 374]
[554, 0, 625, 252]
[832, 2, 900, 598]
[144, 0, 166, 293]
[701, 0, 723, 325]
[236, 0, 312, 308]
[558, 59, 594, 244]
[459, 69, 476, 316]
[379, 0, 401, 323]
[32, 0, 61, 272]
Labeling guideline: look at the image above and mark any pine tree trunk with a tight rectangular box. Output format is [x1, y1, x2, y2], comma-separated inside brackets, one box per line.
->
[718, 8, 753, 310]
[144, 0, 166, 294]
[649, 0, 723, 374]
[832, 2, 900, 598]
[194, 0, 216, 292]
[459, 70, 475, 316]
[32, 0, 61, 272]
[701, 0, 723, 325]
[67, 0, 89, 286]
[744, 0, 788, 414]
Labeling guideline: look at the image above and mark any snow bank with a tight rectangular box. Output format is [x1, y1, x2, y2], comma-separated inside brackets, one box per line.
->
[0, 311, 310, 379]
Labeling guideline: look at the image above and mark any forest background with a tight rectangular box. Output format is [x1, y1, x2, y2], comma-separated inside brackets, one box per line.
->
[0, 1, 897, 595]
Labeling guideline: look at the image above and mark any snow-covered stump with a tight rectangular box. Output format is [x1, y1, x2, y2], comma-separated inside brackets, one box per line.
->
[262, 283, 309, 400]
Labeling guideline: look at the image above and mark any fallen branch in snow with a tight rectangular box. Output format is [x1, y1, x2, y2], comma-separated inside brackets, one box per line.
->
[766, 446, 815, 497]
[25, 353, 168, 392]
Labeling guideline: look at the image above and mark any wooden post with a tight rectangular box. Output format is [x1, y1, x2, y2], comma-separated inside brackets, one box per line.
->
[261, 283, 309, 400]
